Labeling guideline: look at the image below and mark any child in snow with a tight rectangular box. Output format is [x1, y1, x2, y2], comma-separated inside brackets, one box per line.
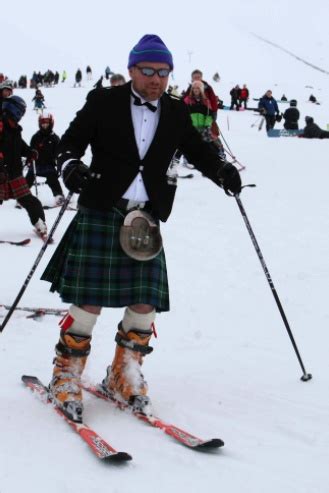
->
[26, 114, 64, 206]
[32, 89, 46, 112]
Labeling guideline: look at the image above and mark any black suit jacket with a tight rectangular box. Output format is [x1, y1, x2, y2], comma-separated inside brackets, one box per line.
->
[57, 82, 224, 221]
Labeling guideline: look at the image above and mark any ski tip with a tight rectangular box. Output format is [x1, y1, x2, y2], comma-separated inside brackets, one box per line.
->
[103, 451, 133, 462]
[20, 238, 31, 245]
[194, 438, 225, 450]
[21, 375, 40, 384]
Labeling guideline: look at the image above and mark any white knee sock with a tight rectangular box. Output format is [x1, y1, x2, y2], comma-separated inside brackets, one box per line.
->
[122, 307, 156, 334]
[59, 305, 98, 337]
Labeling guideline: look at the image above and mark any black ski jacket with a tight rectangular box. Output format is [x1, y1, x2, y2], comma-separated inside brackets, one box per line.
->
[283, 107, 300, 130]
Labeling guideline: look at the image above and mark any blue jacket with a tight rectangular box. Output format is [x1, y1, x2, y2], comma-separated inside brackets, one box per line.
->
[258, 96, 279, 116]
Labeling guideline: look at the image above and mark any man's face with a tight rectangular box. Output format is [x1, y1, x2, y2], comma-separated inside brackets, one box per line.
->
[129, 62, 170, 101]
[192, 72, 202, 82]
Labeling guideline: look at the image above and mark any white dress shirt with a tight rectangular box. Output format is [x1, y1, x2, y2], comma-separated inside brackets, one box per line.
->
[122, 87, 160, 201]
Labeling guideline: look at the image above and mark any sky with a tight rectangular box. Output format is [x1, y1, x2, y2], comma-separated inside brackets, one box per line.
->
[3, 0, 329, 86]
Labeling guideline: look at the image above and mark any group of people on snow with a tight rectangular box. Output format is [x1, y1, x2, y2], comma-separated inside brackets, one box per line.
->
[257, 89, 328, 137]
[229, 84, 250, 110]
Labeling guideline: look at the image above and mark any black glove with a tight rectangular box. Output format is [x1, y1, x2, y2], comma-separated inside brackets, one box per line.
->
[26, 149, 39, 166]
[62, 159, 91, 193]
[276, 113, 282, 122]
[217, 162, 242, 196]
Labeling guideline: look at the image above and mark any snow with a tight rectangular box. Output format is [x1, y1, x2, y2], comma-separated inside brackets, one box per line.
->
[1, 2, 329, 492]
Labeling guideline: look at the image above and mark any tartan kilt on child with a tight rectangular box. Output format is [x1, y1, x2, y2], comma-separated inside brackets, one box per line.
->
[41, 206, 170, 312]
[0, 176, 31, 201]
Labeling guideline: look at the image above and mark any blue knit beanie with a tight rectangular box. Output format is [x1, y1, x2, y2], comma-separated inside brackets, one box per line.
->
[128, 34, 173, 70]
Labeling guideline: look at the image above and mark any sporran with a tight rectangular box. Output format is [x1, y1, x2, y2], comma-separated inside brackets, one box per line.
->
[119, 210, 163, 261]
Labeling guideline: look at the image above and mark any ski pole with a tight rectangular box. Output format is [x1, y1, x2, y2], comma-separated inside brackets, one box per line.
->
[32, 160, 38, 197]
[223, 147, 246, 171]
[0, 191, 73, 333]
[234, 194, 312, 382]
[251, 116, 261, 128]
[218, 127, 246, 171]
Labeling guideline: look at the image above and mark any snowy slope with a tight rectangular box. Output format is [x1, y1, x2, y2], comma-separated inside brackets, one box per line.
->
[1, 6, 329, 493]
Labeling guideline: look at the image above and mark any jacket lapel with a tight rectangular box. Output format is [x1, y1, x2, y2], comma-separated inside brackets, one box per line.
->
[119, 82, 140, 160]
[142, 94, 171, 161]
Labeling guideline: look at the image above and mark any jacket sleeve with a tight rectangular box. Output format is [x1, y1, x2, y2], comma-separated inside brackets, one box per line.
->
[21, 139, 32, 158]
[56, 90, 99, 168]
[30, 134, 37, 149]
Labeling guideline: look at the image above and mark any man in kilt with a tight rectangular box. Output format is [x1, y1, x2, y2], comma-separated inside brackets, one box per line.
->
[0, 95, 48, 239]
[42, 34, 242, 422]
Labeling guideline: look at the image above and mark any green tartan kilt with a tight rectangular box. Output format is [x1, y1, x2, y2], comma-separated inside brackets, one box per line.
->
[41, 207, 170, 312]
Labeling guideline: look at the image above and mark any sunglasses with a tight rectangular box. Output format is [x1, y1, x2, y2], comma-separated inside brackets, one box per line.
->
[135, 66, 170, 78]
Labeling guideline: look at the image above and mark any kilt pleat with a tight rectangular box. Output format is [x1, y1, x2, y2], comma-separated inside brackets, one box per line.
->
[41, 207, 170, 312]
[0, 176, 31, 201]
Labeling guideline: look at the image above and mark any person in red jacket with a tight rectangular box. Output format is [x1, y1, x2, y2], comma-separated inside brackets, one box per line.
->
[239, 84, 249, 109]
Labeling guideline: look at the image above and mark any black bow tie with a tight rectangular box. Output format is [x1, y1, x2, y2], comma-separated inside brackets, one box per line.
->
[131, 92, 157, 112]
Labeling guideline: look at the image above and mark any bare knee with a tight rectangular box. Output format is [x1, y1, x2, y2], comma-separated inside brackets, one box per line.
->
[80, 305, 102, 315]
[128, 304, 154, 314]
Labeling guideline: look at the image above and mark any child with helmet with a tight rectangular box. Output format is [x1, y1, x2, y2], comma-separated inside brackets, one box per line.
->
[26, 114, 64, 205]
[32, 89, 46, 112]
[0, 95, 48, 240]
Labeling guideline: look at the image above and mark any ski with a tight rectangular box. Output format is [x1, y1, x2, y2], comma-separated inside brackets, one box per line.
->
[21, 375, 132, 462]
[83, 383, 224, 450]
[0, 238, 31, 246]
[34, 230, 54, 244]
[0, 305, 67, 317]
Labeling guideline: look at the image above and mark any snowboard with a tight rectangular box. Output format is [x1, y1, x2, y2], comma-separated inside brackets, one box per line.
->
[267, 129, 303, 138]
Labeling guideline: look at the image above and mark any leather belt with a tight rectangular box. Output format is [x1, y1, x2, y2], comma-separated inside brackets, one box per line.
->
[115, 198, 151, 211]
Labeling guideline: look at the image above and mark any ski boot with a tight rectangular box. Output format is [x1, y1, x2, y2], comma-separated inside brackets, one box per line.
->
[49, 329, 91, 422]
[34, 218, 48, 241]
[54, 195, 65, 206]
[101, 323, 153, 414]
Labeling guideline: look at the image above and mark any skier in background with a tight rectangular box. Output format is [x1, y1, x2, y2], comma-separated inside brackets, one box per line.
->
[258, 90, 280, 131]
[74, 69, 82, 88]
[86, 65, 92, 80]
[32, 89, 46, 112]
[230, 85, 241, 111]
[105, 66, 112, 80]
[61, 70, 67, 83]
[239, 84, 249, 109]
[283, 100, 300, 130]
[26, 114, 64, 206]
[300, 116, 329, 138]
[0, 96, 48, 239]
